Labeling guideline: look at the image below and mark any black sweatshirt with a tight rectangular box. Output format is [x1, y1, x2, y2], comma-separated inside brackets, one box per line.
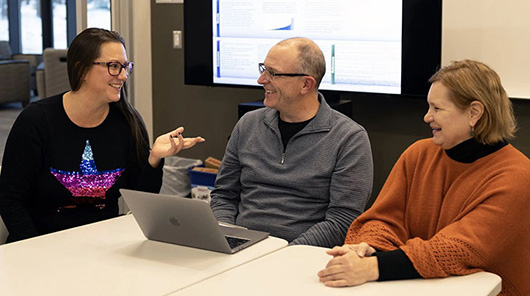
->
[0, 94, 162, 243]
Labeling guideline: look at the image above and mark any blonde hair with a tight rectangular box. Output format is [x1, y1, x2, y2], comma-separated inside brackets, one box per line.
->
[429, 60, 516, 144]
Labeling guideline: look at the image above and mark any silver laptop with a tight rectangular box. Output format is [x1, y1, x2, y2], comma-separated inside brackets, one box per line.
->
[120, 189, 269, 254]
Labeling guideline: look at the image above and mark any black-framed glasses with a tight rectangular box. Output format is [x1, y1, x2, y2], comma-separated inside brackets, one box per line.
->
[93, 61, 134, 76]
[258, 63, 308, 79]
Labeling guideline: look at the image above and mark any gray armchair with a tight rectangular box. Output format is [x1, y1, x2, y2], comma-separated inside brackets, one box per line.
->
[0, 40, 42, 97]
[0, 59, 30, 106]
[0, 41, 38, 106]
[36, 48, 70, 99]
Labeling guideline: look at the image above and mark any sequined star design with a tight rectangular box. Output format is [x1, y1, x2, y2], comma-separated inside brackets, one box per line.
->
[50, 140, 125, 198]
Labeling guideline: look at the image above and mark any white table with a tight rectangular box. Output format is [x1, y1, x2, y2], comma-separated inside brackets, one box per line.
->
[0, 214, 287, 296]
[171, 245, 502, 296]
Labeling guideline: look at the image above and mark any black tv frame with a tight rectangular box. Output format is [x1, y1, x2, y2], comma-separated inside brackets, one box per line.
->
[184, 0, 442, 98]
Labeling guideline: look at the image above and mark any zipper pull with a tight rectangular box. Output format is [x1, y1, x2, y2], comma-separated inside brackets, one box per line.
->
[280, 153, 285, 164]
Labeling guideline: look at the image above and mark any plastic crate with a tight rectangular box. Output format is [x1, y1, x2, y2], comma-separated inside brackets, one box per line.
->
[188, 165, 217, 189]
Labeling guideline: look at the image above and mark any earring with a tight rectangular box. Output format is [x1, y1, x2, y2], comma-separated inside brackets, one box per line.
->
[470, 126, 475, 137]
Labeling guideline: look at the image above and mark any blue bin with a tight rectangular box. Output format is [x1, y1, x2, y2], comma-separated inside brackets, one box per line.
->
[188, 165, 217, 189]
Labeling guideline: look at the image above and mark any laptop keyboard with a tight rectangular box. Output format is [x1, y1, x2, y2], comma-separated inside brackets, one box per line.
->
[225, 235, 250, 249]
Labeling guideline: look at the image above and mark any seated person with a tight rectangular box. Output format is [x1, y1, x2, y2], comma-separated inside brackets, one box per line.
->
[0, 28, 204, 243]
[318, 60, 530, 296]
[210, 37, 373, 247]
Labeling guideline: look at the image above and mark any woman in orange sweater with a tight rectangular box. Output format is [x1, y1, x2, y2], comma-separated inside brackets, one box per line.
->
[318, 60, 530, 296]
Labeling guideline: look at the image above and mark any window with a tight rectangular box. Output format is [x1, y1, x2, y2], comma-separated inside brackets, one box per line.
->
[3, 0, 113, 53]
[21, 0, 42, 53]
[53, 0, 67, 49]
[0, 0, 8, 41]
[87, 0, 110, 30]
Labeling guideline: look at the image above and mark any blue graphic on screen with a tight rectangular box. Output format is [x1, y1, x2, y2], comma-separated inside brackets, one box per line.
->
[275, 23, 293, 31]
[270, 19, 294, 31]
[216, 0, 220, 37]
[216, 40, 220, 78]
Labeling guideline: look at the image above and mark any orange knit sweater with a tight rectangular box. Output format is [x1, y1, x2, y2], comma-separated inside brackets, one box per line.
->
[345, 139, 530, 296]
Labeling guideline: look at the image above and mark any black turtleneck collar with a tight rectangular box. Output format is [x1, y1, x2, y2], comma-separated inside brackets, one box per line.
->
[445, 138, 508, 163]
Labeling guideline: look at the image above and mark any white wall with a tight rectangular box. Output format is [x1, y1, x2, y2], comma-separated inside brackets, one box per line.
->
[111, 0, 153, 142]
[130, 1, 154, 142]
[443, 0, 530, 99]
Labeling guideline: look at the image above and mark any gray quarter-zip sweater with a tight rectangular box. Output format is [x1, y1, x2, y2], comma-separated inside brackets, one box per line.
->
[210, 94, 373, 247]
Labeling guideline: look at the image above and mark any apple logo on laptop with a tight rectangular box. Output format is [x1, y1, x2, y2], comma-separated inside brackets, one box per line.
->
[169, 217, 181, 226]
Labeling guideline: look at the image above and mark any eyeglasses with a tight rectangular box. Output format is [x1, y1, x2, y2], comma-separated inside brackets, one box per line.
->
[258, 63, 308, 80]
[93, 61, 134, 76]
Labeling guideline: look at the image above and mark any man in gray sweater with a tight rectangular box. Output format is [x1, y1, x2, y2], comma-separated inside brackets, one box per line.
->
[210, 37, 373, 247]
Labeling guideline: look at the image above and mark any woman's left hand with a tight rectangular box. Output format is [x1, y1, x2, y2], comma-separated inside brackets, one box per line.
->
[317, 250, 379, 287]
[148, 127, 205, 167]
[327, 242, 376, 258]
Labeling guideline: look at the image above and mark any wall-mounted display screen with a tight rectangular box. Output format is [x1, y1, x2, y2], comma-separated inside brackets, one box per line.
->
[185, 0, 442, 97]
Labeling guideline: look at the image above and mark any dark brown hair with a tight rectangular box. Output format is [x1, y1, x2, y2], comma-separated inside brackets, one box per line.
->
[67, 28, 150, 164]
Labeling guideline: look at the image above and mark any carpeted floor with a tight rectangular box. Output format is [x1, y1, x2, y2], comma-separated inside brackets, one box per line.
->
[0, 102, 25, 162]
